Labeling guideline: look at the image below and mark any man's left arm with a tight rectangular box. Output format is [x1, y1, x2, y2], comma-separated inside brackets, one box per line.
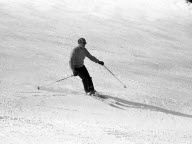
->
[85, 48, 104, 65]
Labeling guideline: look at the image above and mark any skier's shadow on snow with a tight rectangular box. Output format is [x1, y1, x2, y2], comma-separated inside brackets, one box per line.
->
[100, 94, 192, 119]
[38, 87, 192, 118]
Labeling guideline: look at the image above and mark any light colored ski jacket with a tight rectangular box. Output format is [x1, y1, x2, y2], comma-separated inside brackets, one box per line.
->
[69, 46, 99, 70]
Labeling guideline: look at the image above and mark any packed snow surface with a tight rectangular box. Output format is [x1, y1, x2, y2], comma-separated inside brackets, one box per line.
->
[0, 0, 192, 143]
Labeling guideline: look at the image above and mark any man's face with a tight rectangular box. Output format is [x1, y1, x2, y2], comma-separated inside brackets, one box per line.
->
[80, 41, 87, 47]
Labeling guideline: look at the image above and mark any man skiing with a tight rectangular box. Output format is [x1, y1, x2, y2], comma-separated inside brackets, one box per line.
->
[69, 38, 104, 95]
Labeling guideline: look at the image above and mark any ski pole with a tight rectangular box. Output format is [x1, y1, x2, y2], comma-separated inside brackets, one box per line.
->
[103, 65, 127, 88]
[37, 74, 74, 90]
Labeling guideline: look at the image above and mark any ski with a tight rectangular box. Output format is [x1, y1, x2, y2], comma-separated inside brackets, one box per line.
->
[85, 91, 125, 110]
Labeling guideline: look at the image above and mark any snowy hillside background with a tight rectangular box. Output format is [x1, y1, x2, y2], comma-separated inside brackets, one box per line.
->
[1, 0, 192, 143]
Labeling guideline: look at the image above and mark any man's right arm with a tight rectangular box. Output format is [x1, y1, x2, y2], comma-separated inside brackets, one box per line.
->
[69, 49, 76, 71]
[69, 60, 74, 71]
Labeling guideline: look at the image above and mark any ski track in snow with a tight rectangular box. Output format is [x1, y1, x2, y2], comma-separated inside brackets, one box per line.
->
[1, 0, 192, 143]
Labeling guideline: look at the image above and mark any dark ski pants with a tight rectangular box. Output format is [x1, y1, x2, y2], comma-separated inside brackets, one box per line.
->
[75, 65, 95, 93]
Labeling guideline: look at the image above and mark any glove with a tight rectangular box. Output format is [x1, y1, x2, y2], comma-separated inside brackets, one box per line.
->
[98, 61, 104, 66]
[73, 70, 78, 76]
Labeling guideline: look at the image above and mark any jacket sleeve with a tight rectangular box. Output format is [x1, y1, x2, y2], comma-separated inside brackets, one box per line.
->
[85, 48, 99, 63]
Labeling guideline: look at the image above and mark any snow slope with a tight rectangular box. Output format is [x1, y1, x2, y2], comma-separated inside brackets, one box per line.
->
[0, 0, 192, 143]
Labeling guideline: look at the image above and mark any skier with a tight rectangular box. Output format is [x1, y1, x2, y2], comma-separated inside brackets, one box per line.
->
[69, 38, 104, 95]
